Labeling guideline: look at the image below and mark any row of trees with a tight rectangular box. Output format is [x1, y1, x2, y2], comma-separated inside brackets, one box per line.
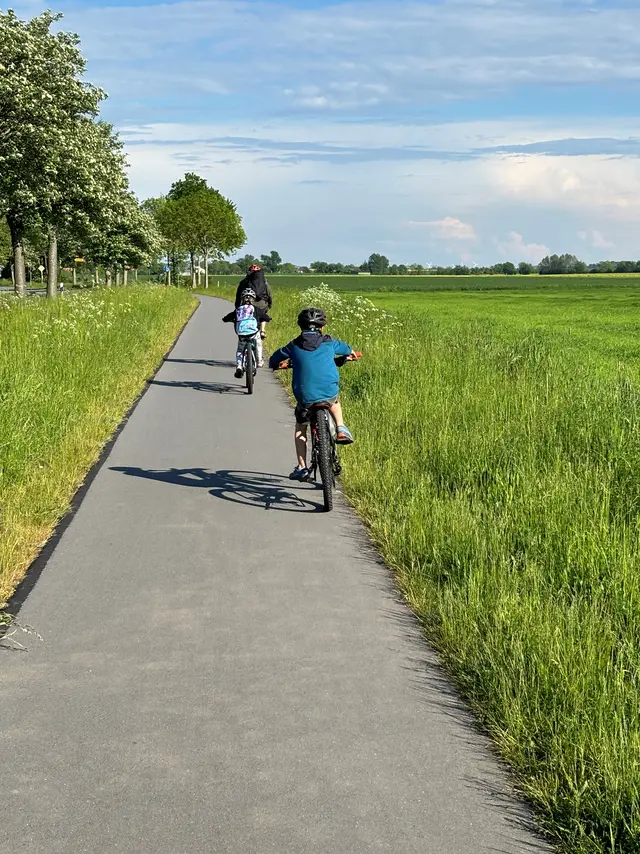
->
[0, 10, 168, 297]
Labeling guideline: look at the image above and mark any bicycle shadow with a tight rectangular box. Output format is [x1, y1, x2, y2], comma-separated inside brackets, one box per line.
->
[109, 467, 324, 512]
[163, 358, 237, 369]
[149, 379, 246, 395]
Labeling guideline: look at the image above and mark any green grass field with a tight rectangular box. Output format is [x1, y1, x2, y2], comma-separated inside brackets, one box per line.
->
[260, 280, 640, 854]
[208, 272, 640, 294]
[0, 286, 195, 604]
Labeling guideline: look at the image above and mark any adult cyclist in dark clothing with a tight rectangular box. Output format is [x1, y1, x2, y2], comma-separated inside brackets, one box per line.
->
[235, 265, 272, 339]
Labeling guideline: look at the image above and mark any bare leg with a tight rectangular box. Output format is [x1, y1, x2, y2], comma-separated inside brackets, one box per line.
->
[255, 334, 264, 366]
[295, 423, 308, 468]
[328, 399, 345, 427]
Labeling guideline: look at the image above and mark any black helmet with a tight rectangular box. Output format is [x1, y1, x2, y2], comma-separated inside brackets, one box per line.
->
[298, 307, 326, 330]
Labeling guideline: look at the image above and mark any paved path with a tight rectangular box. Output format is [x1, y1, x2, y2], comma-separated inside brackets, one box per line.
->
[1, 297, 552, 853]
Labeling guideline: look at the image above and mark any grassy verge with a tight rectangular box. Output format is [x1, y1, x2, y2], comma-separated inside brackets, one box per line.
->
[0, 286, 196, 604]
[263, 283, 640, 853]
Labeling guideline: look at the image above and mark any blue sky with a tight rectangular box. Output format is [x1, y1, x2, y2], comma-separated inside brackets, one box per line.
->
[8, 0, 640, 264]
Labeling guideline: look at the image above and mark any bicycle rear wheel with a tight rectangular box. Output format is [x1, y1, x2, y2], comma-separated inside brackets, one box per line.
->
[245, 342, 254, 395]
[315, 409, 334, 512]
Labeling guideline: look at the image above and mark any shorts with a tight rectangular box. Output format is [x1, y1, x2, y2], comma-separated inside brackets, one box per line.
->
[295, 397, 338, 426]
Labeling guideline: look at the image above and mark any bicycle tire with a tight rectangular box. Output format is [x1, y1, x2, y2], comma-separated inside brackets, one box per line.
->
[315, 409, 334, 512]
[245, 342, 254, 395]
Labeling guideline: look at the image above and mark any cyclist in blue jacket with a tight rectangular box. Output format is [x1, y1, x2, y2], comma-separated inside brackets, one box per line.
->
[269, 306, 354, 481]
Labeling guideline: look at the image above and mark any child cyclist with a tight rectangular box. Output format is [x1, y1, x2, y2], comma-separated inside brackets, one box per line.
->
[222, 288, 271, 376]
[268, 306, 355, 482]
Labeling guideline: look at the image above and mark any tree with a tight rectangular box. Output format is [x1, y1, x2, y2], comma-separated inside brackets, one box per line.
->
[538, 253, 584, 274]
[0, 217, 11, 277]
[260, 250, 282, 274]
[156, 189, 246, 288]
[0, 10, 105, 296]
[85, 193, 162, 285]
[167, 173, 208, 201]
[366, 253, 390, 274]
[502, 262, 517, 275]
[518, 262, 535, 275]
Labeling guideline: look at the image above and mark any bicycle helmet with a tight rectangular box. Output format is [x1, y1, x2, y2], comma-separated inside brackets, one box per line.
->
[249, 264, 261, 272]
[297, 307, 326, 330]
[240, 287, 256, 302]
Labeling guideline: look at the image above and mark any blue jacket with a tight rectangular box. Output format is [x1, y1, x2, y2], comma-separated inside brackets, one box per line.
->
[269, 332, 352, 404]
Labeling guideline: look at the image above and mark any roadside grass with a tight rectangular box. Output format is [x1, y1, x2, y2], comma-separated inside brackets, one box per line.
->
[263, 283, 640, 854]
[0, 286, 196, 604]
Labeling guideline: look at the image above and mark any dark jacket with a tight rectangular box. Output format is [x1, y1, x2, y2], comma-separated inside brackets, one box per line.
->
[268, 332, 352, 404]
[235, 270, 272, 308]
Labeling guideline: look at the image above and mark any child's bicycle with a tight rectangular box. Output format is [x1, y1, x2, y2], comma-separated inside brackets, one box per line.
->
[238, 333, 259, 394]
[276, 352, 361, 511]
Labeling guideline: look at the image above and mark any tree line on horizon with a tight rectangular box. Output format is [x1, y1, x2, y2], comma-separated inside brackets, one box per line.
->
[207, 252, 640, 277]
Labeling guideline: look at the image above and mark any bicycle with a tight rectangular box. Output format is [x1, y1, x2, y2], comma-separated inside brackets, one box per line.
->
[238, 333, 259, 394]
[276, 352, 361, 512]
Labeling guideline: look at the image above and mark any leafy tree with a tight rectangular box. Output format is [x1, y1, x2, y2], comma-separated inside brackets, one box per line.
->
[538, 253, 584, 274]
[235, 253, 260, 272]
[366, 253, 390, 274]
[167, 173, 208, 201]
[260, 250, 282, 274]
[0, 10, 105, 296]
[156, 189, 245, 288]
[279, 262, 297, 274]
[518, 262, 535, 275]
[0, 217, 11, 277]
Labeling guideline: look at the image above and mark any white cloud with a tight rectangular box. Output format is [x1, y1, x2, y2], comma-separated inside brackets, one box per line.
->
[495, 232, 550, 263]
[11, 0, 640, 110]
[412, 217, 477, 241]
[578, 229, 614, 249]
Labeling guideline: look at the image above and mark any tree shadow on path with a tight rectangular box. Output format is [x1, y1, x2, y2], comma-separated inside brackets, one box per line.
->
[163, 357, 236, 369]
[110, 467, 324, 512]
[149, 379, 246, 395]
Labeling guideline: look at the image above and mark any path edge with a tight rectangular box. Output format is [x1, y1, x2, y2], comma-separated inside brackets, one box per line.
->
[2, 298, 200, 623]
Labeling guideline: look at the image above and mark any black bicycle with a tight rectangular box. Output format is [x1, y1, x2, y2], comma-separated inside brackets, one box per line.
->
[276, 352, 361, 511]
[238, 333, 259, 394]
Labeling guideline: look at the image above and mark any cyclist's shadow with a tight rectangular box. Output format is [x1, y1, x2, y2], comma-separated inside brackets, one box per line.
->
[110, 467, 324, 513]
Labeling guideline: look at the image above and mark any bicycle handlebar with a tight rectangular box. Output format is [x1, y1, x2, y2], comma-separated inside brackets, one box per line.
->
[274, 351, 362, 371]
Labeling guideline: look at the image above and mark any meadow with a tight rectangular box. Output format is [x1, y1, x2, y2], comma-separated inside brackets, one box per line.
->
[0, 286, 195, 606]
[209, 272, 640, 294]
[261, 281, 640, 854]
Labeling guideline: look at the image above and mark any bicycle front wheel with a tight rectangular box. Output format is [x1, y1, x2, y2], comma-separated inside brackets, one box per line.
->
[315, 409, 334, 512]
[245, 343, 254, 395]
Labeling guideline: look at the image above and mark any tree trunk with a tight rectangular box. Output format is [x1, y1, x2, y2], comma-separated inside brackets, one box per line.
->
[95, 267, 100, 286]
[167, 267, 171, 286]
[106, 269, 112, 287]
[115, 268, 121, 286]
[47, 228, 58, 299]
[73, 264, 77, 289]
[7, 214, 26, 297]
[134, 268, 138, 283]
[205, 252, 209, 288]
[124, 267, 128, 286]
[190, 251, 196, 289]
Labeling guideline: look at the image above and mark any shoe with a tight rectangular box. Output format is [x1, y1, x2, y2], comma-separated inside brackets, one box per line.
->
[289, 466, 310, 482]
[234, 367, 243, 379]
[260, 331, 266, 340]
[336, 425, 354, 444]
[258, 359, 264, 368]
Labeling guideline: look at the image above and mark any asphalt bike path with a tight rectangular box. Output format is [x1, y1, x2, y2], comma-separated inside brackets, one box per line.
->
[0, 297, 552, 853]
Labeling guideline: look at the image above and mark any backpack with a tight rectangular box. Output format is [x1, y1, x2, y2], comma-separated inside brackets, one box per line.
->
[236, 304, 258, 336]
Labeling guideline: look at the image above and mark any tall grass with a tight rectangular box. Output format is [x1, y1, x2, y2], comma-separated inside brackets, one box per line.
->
[267, 284, 640, 853]
[0, 286, 195, 603]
